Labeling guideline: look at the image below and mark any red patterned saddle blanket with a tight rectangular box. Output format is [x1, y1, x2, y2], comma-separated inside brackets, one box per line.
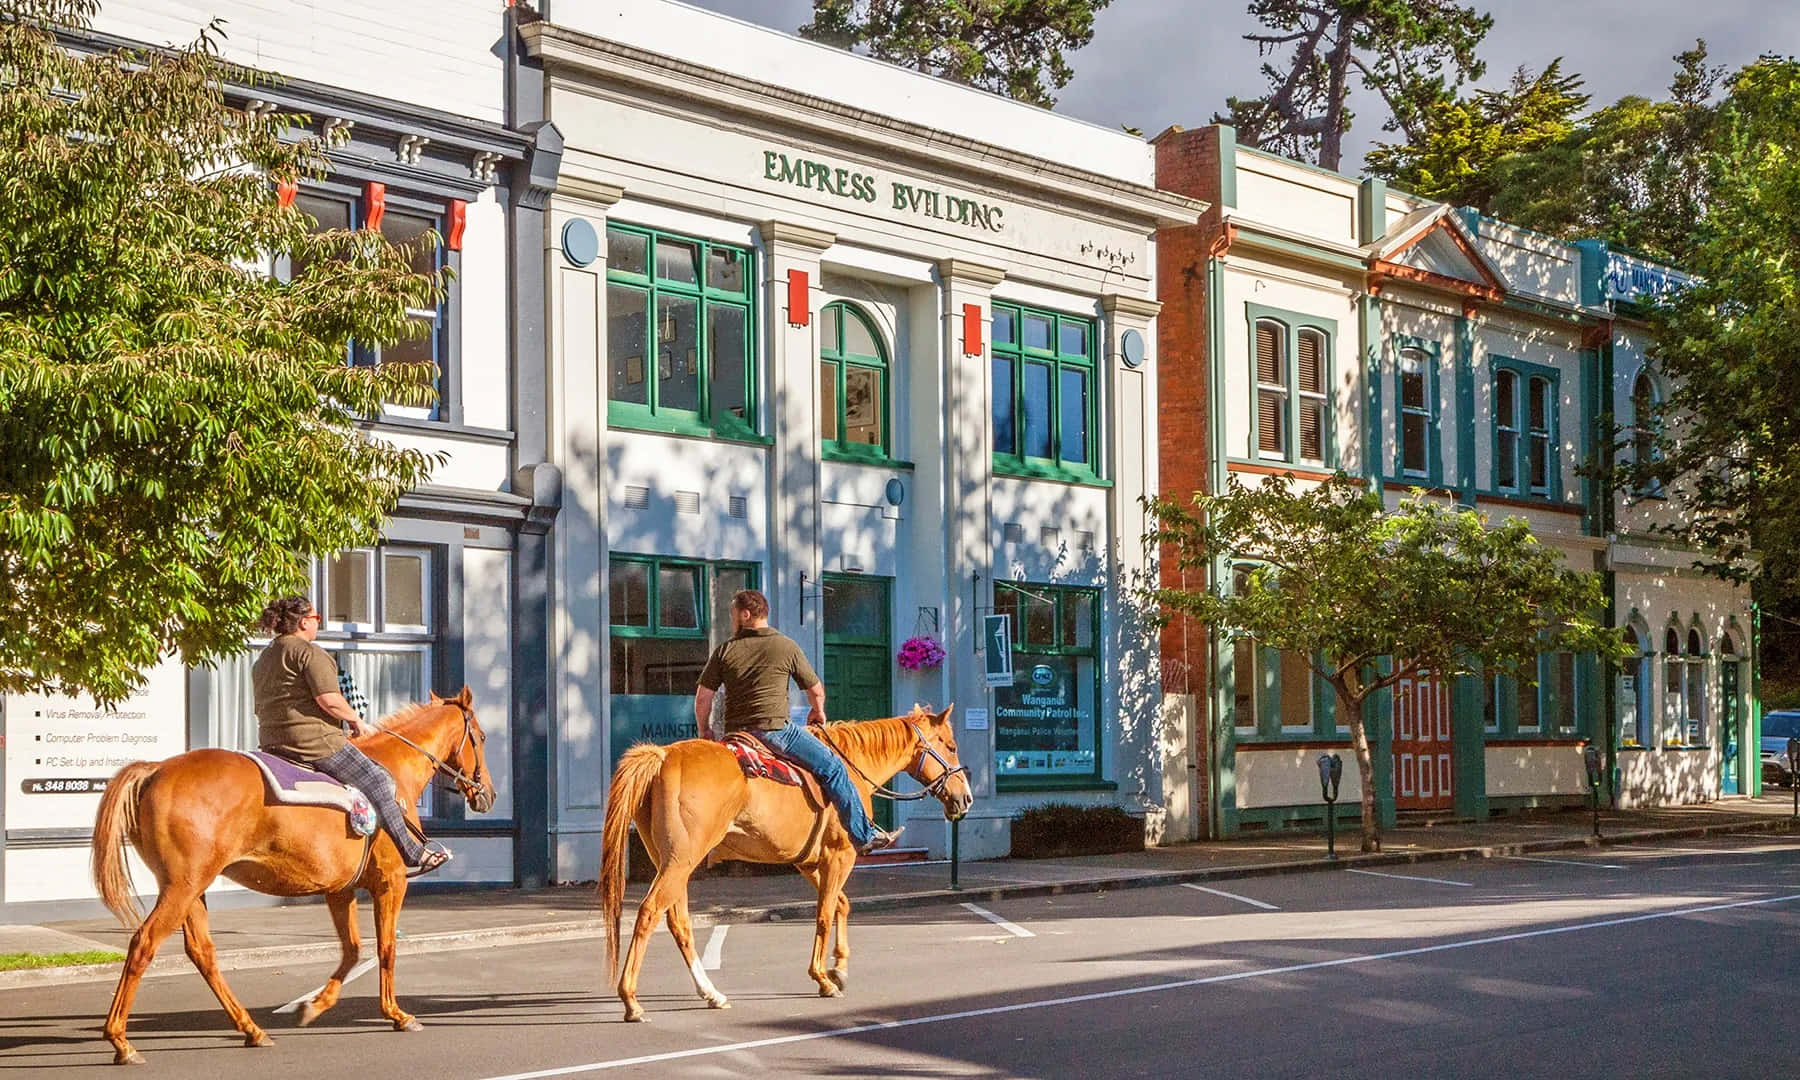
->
[722, 732, 805, 787]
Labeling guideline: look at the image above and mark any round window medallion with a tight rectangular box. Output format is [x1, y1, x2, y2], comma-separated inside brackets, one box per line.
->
[1120, 328, 1146, 368]
[561, 218, 600, 268]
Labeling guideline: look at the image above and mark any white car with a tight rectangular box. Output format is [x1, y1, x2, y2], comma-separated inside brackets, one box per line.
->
[1761, 711, 1800, 788]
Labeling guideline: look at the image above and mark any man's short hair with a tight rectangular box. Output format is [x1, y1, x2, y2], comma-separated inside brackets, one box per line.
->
[731, 589, 769, 619]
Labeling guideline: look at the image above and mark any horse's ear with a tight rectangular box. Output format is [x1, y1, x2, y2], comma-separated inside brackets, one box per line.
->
[428, 690, 443, 703]
[935, 703, 954, 725]
[457, 685, 473, 708]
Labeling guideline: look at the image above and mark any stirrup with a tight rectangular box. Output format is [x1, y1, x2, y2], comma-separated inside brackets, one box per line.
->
[858, 825, 904, 854]
[407, 841, 453, 878]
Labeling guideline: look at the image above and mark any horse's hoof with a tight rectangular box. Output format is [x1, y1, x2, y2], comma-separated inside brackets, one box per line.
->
[828, 968, 848, 991]
[245, 1031, 274, 1048]
[113, 1048, 145, 1066]
[705, 996, 731, 1010]
[297, 1002, 325, 1027]
[622, 1005, 647, 1023]
[818, 984, 842, 998]
[395, 1018, 424, 1033]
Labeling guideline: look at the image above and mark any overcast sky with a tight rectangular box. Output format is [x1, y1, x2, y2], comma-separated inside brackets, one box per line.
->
[683, 0, 1799, 171]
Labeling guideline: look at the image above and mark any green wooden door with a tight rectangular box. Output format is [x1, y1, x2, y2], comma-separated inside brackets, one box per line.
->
[822, 574, 895, 830]
[1721, 661, 1742, 795]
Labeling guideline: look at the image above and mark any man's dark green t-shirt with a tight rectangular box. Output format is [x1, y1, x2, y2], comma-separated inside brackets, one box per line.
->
[698, 626, 820, 733]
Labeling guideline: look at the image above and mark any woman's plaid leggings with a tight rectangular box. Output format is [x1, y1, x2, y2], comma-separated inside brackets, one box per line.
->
[313, 743, 427, 865]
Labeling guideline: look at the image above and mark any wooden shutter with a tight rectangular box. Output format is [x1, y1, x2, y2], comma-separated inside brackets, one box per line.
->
[1255, 322, 1281, 385]
[1297, 330, 1322, 394]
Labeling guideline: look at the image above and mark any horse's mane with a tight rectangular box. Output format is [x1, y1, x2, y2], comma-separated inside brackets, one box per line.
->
[816, 705, 930, 764]
[375, 700, 441, 732]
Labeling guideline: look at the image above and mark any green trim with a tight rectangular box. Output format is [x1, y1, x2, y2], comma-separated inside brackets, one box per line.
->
[607, 554, 761, 639]
[818, 301, 892, 458]
[1360, 294, 1383, 492]
[820, 572, 891, 647]
[1245, 303, 1338, 469]
[1230, 804, 1365, 831]
[996, 777, 1119, 793]
[604, 222, 759, 439]
[1391, 334, 1442, 486]
[822, 445, 914, 469]
[1357, 177, 1388, 245]
[1455, 315, 1476, 503]
[1487, 356, 1562, 503]
[607, 403, 773, 446]
[992, 457, 1112, 487]
[990, 301, 1102, 477]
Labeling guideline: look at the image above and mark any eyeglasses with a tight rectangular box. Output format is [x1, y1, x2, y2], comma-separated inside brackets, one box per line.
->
[302, 612, 324, 624]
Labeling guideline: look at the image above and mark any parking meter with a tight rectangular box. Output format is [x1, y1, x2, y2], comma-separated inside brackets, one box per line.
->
[1317, 753, 1343, 859]
[1789, 738, 1799, 817]
[1582, 742, 1603, 838]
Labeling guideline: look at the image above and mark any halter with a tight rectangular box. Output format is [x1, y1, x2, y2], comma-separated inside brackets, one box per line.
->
[381, 701, 486, 796]
[844, 721, 969, 803]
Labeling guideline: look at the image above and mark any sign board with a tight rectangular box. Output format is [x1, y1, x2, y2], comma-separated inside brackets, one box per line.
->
[982, 614, 1014, 688]
[964, 707, 990, 731]
[3, 659, 187, 832]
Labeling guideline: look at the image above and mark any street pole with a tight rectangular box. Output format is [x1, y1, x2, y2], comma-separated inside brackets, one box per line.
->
[950, 816, 961, 890]
[1583, 742, 1603, 839]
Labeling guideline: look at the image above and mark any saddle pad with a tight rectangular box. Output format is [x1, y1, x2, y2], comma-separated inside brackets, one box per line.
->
[721, 733, 805, 787]
[240, 751, 377, 836]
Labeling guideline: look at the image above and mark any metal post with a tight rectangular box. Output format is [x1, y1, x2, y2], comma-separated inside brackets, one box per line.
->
[950, 816, 961, 890]
[1789, 738, 1799, 819]
[1583, 742, 1603, 839]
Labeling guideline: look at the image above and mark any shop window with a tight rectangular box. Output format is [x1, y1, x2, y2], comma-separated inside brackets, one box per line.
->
[1685, 628, 1707, 744]
[819, 302, 891, 461]
[1226, 565, 1333, 739]
[1397, 345, 1435, 480]
[287, 185, 450, 421]
[993, 583, 1101, 783]
[605, 224, 756, 440]
[991, 302, 1099, 482]
[1250, 311, 1334, 466]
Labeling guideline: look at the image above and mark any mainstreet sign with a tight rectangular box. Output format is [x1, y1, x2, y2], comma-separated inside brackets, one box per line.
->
[983, 613, 1014, 688]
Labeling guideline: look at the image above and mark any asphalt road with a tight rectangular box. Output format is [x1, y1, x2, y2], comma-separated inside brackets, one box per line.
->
[6, 835, 1799, 1078]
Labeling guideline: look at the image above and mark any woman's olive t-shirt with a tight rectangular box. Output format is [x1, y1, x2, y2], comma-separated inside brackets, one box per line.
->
[252, 634, 348, 762]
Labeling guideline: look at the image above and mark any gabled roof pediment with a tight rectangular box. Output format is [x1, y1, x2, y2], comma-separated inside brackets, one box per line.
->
[1369, 205, 1505, 301]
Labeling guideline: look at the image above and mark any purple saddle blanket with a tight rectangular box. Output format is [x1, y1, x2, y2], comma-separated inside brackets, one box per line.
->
[239, 752, 377, 837]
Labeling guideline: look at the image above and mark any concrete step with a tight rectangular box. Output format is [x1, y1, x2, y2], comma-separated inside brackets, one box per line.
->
[856, 846, 930, 866]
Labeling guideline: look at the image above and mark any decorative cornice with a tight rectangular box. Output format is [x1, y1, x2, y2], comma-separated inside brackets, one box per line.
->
[758, 220, 837, 254]
[557, 175, 625, 209]
[1369, 260, 1505, 304]
[1101, 294, 1161, 320]
[935, 258, 1007, 288]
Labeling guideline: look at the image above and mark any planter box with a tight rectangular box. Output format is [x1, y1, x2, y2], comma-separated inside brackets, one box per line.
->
[1008, 812, 1145, 859]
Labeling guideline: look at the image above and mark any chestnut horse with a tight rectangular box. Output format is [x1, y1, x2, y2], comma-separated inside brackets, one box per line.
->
[598, 704, 972, 1022]
[90, 687, 495, 1066]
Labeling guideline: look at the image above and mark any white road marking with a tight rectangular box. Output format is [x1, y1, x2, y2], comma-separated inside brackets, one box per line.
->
[1180, 883, 1280, 910]
[701, 924, 728, 971]
[475, 891, 1800, 1079]
[1500, 855, 1627, 870]
[959, 902, 1035, 937]
[272, 956, 377, 1014]
[1346, 868, 1472, 887]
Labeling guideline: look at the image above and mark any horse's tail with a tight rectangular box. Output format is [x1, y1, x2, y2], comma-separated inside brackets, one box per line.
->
[599, 743, 667, 980]
[91, 761, 159, 929]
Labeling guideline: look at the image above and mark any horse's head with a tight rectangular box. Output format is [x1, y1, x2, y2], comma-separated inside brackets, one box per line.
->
[911, 704, 973, 821]
[429, 686, 497, 815]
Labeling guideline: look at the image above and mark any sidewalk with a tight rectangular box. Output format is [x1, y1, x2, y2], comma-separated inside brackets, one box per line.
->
[6, 795, 1796, 989]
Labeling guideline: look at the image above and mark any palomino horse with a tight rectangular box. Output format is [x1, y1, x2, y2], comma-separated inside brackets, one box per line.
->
[90, 688, 495, 1066]
[598, 704, 972, 1022]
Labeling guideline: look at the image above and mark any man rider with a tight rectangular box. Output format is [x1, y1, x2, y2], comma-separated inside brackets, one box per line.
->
[694, 589, 902, 854]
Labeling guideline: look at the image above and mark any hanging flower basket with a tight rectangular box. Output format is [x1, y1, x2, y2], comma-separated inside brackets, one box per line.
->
[896, 635, 946, 671]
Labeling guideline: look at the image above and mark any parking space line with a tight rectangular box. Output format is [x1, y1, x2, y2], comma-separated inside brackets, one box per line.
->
[477, 891, 1800, 1079]
[1346, 868, 1472, 887]
[960, 902, 1034, 937]
[701, 925, 728, 971]
[272, 956, 377, 1014]
[1500, 855, 1626, 870]
[1180, 883, 1280, 910]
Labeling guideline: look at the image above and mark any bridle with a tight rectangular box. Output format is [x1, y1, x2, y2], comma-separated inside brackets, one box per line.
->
[844, 721, 969, 803]
[381, 701, 488, 799]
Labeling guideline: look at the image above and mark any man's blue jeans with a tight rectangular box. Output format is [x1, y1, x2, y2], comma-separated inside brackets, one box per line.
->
[757, 720, 876, 847]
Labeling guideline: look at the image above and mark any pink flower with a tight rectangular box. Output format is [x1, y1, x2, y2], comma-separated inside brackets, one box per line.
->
[896, 635, 946, 671]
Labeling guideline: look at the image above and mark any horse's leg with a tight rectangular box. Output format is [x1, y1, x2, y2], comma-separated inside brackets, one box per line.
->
[104, 883, 201, 1065]
[665, 897, 728, 1009]
[618, 858, 699, 1023]
[370, 869, 422, 1032]
[181, 896, 273, 1049]
[298, 890, 360, 1027]
[803, 846, 856, 998]
[829, 891, 852, 992]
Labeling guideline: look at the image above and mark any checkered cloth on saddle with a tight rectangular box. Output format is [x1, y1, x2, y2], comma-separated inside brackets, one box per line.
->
[721, 732, 805, 787]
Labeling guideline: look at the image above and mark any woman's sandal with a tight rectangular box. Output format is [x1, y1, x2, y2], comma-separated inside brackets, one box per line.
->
[407, 844, 453, 878]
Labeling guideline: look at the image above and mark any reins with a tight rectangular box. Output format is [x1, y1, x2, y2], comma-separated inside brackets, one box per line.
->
[376, 703, 485, 793]
[840, 721, 968, 802]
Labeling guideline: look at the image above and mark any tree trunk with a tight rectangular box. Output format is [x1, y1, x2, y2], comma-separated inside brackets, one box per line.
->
[1318, 15, 1355, 172]
[1335, 682, 1381, 852]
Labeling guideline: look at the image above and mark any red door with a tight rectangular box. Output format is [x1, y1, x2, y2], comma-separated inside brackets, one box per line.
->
[1394, 671, 1453, 811]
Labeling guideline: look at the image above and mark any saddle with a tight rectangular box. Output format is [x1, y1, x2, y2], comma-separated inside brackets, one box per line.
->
[239, 751, 378, 838]
[721, 732, 806, 787]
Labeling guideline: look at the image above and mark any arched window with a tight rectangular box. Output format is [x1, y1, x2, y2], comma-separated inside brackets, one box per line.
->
[1297, 327, 1327, 464]
[819, 302, 889, 458]
[1398, 346, 1433, 478]
[1631, 370, 1662, 495]
[1621, 627, 1652, 746]
[1663, 626, 1684, 743]
[1685, 628, 1708, 745]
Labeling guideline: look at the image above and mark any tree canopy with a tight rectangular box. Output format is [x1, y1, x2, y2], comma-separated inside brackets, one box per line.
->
[1217, 0, 1494, 171]
[1148, 475, 1624, 851]
[799, 0, 1111, 108]
[0, 0, 443, 703]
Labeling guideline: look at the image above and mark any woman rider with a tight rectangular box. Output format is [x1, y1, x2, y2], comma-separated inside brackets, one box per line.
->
[252, 595, 450, 875]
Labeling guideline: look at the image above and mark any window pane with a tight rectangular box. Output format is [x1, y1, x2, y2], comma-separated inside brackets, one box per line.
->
[327, 551, 370, 623]
[1059, 367, 1088, 465]
[819, 361, 839, 443]
[382, 316, 436, 368]
[1686, 661, 1705, 742]
[1280, 650, 1312, 729]
[992, 356, 1015, 454]
[607, 228, 647, 276]
[1021, 590, 1055, 646]
[1554, 653, 1576, 730]
[609, 560, 650, 627]
[711, 567, 754, 647]
[1022, 361, 1053, 458]
[1518, 671, 1539, 729]
[842, 310, 880, 358]
[1233, 637, 1257, 729]
[380, 208, 438, 276]
[658, 565, 701, 630]
[1687, 629, 1703, 656]
[656, 294, 700, 413]
[1255, 322, 1283, 385]
[1529, 377, 1549, 431]
[1258, 390, 1285, 455]
[1402, 414, 1427, 474]
[844, 365, 883, 447]
[655, 238, 698, 284]
[993, 586, 1019, 640]
[611, 637, 710, 695]
[819, 304, 840, 352]
[992, 307, 1016, 347]
[707, 304, 748, 424]
[1665, 628, 1681, 654]
[291, 192, 352, 281]
[706, 245, 744, 293]
[1529, 435, 1548, 490]
[1059, 320, 1088, 358]
[1496, 371, 1516, 425]
[384, 553, 425, 626]
[1023, 313, 1052, 351]
[608, 284, 649, 405]
[1498, 430, 1518, 488]
[1400, 365, 1426, 410]
[823, 577, 886, 639]
[1299, 399, 1323, 462]
[1060, 592, 1095, 650]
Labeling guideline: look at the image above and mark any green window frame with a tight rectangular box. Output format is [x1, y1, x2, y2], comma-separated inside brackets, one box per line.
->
[818, 301, 893, 463]
[604, 224, 758, 441]
[1394, 336, 1442, 484]
[990, 302, 1102, 484]
[993, 581, 1105, 787]
[1489, 650, 1592, 738]
[1490, 357, 1560, 500]
[607, 554, 760, 688]
[1246, 305, 1335, 467]
[1227, 565, 1336, 740]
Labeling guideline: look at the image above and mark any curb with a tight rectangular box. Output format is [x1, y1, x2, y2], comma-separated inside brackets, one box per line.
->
[5, 816, 1793, 991]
